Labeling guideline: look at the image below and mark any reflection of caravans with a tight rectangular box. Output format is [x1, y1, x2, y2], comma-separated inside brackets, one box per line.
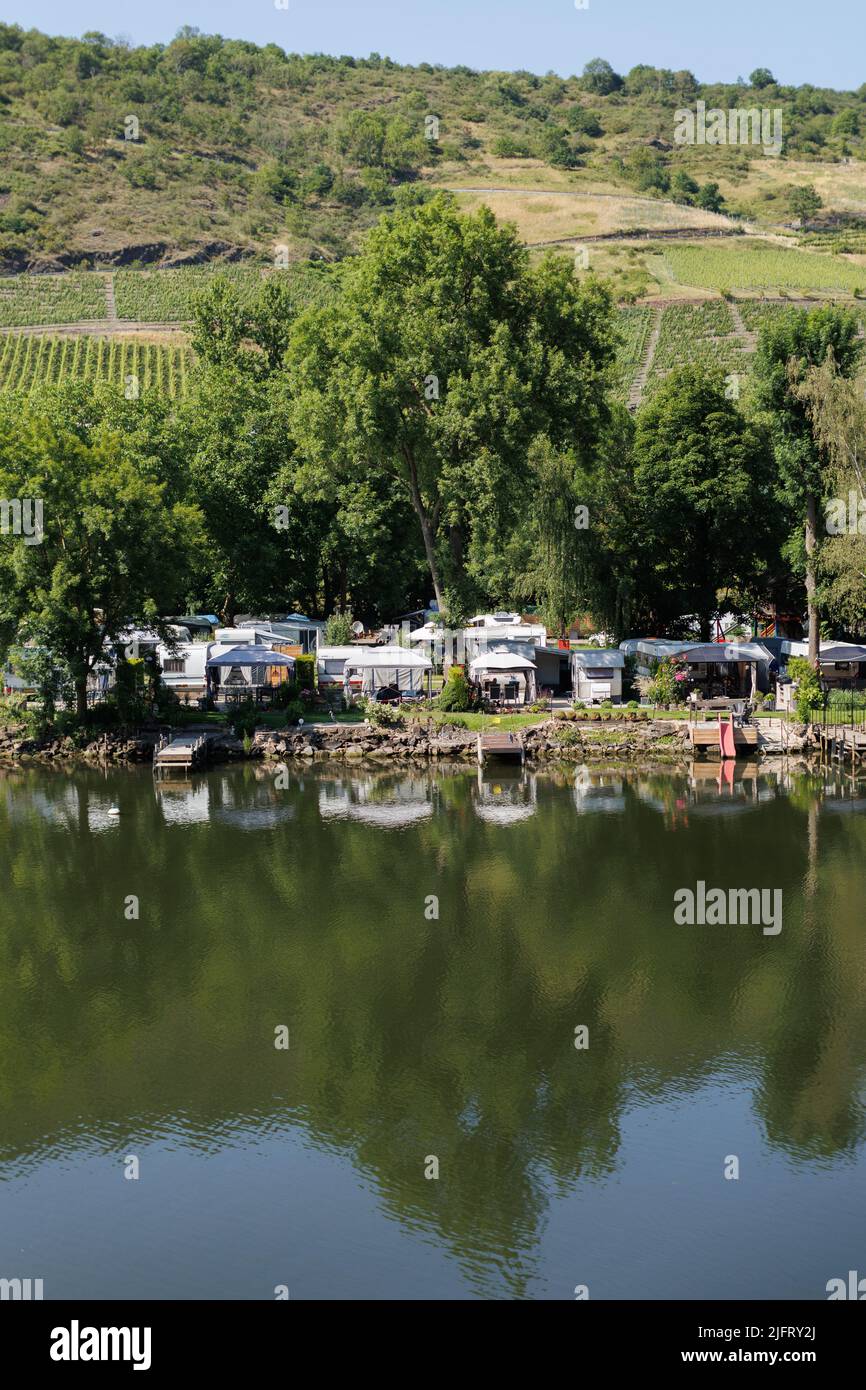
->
[318, 775, 435, 828]
[154, 780, 212, 825]
[473, 767, 537, 824]
[153, 772, 296, 829]
[572, 770, 626, 814]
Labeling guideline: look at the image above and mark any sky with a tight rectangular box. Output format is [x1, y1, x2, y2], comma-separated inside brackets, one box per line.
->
[1, 0, 864, 90]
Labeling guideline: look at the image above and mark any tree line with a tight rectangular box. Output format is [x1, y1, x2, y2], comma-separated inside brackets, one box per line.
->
[0, 195, 864, 718]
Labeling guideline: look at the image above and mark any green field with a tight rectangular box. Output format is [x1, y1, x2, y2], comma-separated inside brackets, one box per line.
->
[0, 273, 108, 327]
[0, 334, 191, 396]
[663, 244, 866, 295]
[113, 264, 338, 322]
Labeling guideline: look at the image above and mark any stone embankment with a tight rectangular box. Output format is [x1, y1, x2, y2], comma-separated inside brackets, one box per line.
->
[0, 725, 246, 764]
[0, 717, 813, 766]
[253, 717, 810, 764]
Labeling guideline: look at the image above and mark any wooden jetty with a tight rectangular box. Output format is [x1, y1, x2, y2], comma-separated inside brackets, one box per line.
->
[477, 730, 524, 765]
[153, 728, 217, 776]
[687, 716, 758, 760]
[817, 723, 866, 767]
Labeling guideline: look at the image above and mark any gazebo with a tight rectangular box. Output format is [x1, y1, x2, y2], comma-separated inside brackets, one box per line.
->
[343, 646, 433, 701]
[469, 646, 538, 706]
[205, 645, 296, 703]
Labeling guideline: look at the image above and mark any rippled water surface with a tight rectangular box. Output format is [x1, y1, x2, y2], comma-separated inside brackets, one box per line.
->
[1, 760, 865, 1299]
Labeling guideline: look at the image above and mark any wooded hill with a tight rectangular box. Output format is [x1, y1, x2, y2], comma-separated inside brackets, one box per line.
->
[2, 24, 866, 269]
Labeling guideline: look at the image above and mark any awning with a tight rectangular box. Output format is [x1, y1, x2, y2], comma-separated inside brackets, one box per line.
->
[206, 646, 296, 668]
[817, 644, 866, 664]
[469, 650, 537, 675]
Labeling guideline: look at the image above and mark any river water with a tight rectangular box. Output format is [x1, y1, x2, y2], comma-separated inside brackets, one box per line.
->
[1, 759, 864, 1300]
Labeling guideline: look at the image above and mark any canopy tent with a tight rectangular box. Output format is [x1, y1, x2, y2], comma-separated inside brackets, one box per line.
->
[469, 647, 538, 704]
[206, 645, 295, 694]
[206, 646, 296, 668]
[343, 646, 433, 696]
[669, 641, 773, 698]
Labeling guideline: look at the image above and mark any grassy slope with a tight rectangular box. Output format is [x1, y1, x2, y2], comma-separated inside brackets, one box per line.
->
[2, 26, 866, 269]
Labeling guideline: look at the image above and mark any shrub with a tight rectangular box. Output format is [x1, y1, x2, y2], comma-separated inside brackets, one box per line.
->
[554, 724, 582, 746]
[360, 698, 403, 726]
[788, 657, 822, 722]
[438, 666, 474, 712]
[294, 653, 317, 691]
[324, 609, 355, 645]
[231, 700, 260, 739]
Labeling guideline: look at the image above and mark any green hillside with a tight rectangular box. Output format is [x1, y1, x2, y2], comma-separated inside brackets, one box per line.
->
[2, 25, 866, 268]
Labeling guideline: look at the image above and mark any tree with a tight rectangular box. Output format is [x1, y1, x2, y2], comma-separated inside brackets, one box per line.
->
[285, 196, 618, 618]
[324, 609, 355, 645]
[581, 58, 622, 96]
[788, 184, 823, 222]
[749, 68, 776, 89]
[0, 388, 202, 720]
[695, 181, 724, 213]
[671, 170, 699, 203]
[631, 368, 777, 640]
[188, 274, 428, 625]
[791, 356, 866, 630]
[750, 306, 862, 658]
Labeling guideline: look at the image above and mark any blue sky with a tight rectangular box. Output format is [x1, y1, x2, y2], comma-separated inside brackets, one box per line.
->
[1, 0, 864, 89]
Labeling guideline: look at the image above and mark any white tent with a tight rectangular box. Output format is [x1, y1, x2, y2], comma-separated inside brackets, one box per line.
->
[343, 646, 432, 696]
[469, 647, 537, 704]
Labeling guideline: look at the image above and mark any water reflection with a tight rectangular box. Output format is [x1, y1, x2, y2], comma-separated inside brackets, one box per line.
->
[1, 759, 865, 1298]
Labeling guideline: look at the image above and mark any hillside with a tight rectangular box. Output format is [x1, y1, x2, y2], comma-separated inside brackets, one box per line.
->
[2, 25, 866, 270]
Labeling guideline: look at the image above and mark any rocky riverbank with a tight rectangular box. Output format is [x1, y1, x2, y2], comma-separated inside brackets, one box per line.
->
[252, 717, 814, 765]
[0, 725, 246, 765]
[0, 716, 814, 767]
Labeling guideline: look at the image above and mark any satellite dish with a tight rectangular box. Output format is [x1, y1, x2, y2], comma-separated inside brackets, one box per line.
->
[351, 621, 364, 635]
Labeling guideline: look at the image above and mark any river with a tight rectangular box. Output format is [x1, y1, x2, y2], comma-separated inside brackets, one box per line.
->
[1, 759, 864, 1300]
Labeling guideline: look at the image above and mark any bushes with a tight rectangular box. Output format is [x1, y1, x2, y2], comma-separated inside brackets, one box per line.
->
[646, 659, 682, 707]
[360, 697, 404, 726]
[293, 653, 317, 694]
[437, 666, 474, 712]
[231, 700, 260, 739]
[788, 657, 822, 722]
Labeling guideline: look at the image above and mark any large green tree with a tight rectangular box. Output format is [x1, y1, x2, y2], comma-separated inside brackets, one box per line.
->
[0, 386, 202, 719]
[791, 354, 866, 631]
[186, 275, 427, 624]
[631, 368, 777, 639]
[750, 305, 862, 658]
[284, 195, 618, 617]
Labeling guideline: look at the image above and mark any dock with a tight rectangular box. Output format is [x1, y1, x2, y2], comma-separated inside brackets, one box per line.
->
[153, 728, 218, 775]
[477, 730, 524, 765]
[687, 719, 758, 759]
[817, 724, 866, 766]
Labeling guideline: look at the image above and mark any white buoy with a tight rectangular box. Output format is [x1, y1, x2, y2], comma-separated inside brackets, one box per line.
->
[108, 806, 120, 816]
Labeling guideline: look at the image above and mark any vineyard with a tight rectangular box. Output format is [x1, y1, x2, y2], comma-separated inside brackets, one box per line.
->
[646, 302, 752, 389]
[662, 243, 866, 295]
[113, 264, 338, 322]
[612, 306, 654, 400]
[0, 273, 108, 327]
[0, 334, 191, 397]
